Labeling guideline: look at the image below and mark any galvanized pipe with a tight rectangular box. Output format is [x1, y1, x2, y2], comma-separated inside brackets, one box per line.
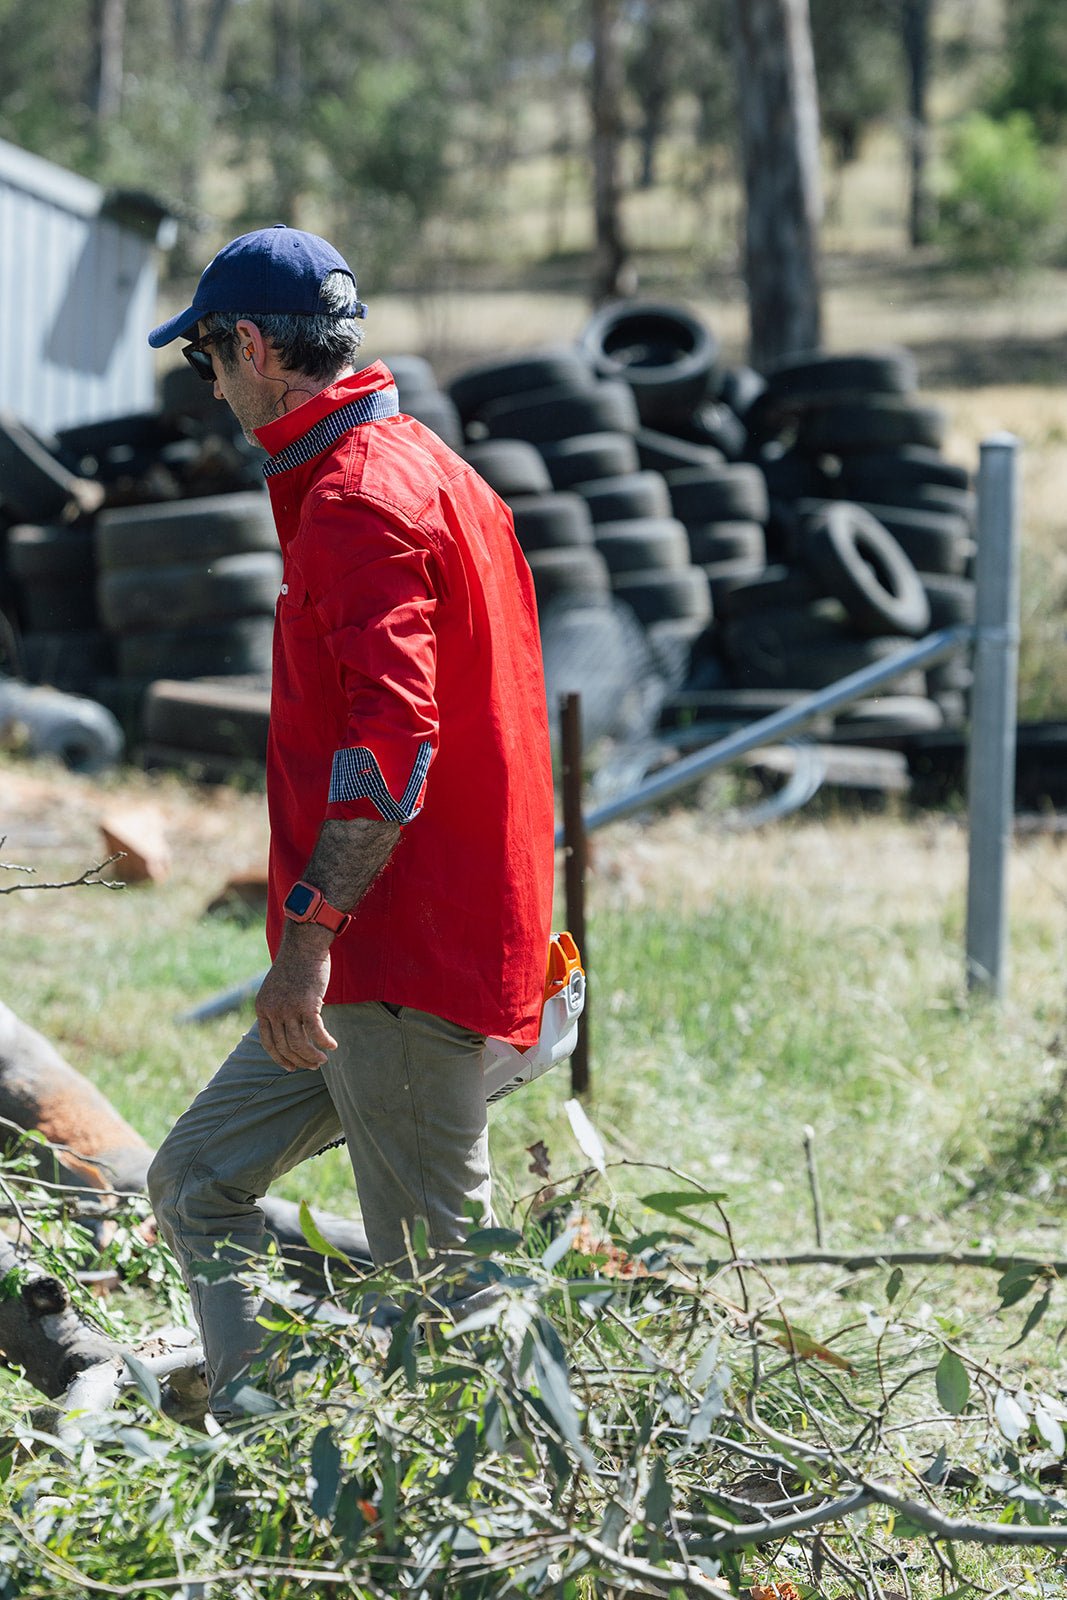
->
[965, 434, 1021, 996]
[557, 625, 972, 843]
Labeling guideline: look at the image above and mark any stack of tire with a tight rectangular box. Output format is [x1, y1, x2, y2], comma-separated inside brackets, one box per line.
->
[0, 413, 108, 695]
[443, 313, 972, 781]
[725, 347, 975, 748]
[92, 489, 280, 759]
[447, 335, 722, 736]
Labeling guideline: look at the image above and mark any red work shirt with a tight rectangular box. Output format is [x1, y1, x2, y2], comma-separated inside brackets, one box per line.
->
[256, 363, 555, 1047]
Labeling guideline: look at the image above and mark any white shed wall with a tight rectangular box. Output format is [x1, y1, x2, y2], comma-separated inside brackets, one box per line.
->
[0, 139, 160, 433]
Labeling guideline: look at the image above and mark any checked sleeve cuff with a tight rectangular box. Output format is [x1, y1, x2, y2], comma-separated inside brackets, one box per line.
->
[328, 742, 433, 824]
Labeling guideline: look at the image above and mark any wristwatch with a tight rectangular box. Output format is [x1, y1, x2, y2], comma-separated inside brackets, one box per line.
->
[282, 880, 352, 936]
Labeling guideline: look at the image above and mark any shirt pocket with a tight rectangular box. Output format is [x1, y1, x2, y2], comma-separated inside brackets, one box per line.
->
[272, 579, 321, 707]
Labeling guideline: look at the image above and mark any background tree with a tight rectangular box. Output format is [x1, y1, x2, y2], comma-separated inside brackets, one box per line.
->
[901, 0, 936, 245]
[992, 0, 1067, 141]
[731, 0, 823, 369]
[590, 0, 631, 303]
[809, 0, 900, 202]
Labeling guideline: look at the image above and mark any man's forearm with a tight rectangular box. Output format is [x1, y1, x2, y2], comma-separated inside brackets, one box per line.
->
[301, 817, 401, 912]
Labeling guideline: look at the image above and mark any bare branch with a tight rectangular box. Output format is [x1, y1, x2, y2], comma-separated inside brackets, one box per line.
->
[0, 852, 126, 895]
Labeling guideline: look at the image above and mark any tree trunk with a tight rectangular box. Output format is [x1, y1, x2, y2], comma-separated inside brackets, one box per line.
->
[731, 0, 824, 372]
[902, 0, 936, 247]
[88, 0, 127, 124]
[270, 0, 306, 223]
[590, 0, 631, 304]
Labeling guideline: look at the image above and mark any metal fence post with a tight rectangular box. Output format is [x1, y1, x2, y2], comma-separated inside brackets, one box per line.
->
[965, 433, 1021, 997]
[561, 693, 590, 1095]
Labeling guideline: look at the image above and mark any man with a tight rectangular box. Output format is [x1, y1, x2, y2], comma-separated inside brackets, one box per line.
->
[146, 224, 556, 1420]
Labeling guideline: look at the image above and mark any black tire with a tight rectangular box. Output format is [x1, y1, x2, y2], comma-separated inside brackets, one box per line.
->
[403, 392, 464, 452]
[921, 574, 975, 627]
[593, 517, 690, 574]
[831, 695, 944, 744]
[733, 634, 926, 693]
[381, 353, 438, 401]
[645, 615, 709, 688]
[698, 559, 770, 608]
[666, 464, 769, 525]
[116, 616, 276, 680]
[797, 398, 947, 455]
[144, 678, 271, 760]
[540, 431, 640, 489]
[508, 493, 595, 552]
[7, 524, 95, 584]
[716, 365, 767, 420]
[611, 567, 712, 625]
[98, 550, 282, 634]
[159, 363, 229, 430]
[686, 520, 766, 565]
[446, 348, 593, 422]
[834, 445, 971, 493]
[849, 502, 972, 577]
[481, 381, 640, 444]
[461, 440, 553, 497]
[932, 689, 968, 727]
[634, 427, 724, 475]
[926, 654, 973, 695]
[525, 546, 612, 607]
[716, 564, 822, 620]
[578, 301, 718, 428]
[673, 402, 748, 461]
[759, 448, 834, 503]
[659, 686, 827, 732]
[56, 411, 188, 462]
[762, 348, 918, 406]
[574, 470, 672, 523]
[20, 629, 113, 691]
[723, 607, 857, 674]
[95, 491, 277, 571]
[839, 481, 976, 522]
[799, 502, 931, 637]
[15, 579, 99, 632]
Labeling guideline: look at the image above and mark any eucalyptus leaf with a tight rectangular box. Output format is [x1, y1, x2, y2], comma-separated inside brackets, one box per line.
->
[644, 1456, 671, 1528]
[935, 1349, 970, 1415]
[563, 1097, 606, 1173]
[994, 1388, 1028, 1442]
[298, 1199, 354, 1266]
[444, 1421, 478, 1501]
[997, 1261, 1042, 1308]
[123, 1353, 161, 1413]
[309, 1424, 341, 1520]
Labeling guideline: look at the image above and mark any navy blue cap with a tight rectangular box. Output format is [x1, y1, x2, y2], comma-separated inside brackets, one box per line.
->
[148, 223, 367, 347]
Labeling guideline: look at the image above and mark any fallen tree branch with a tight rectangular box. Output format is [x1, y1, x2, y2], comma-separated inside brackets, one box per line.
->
[732, 1248, 1065, 1275]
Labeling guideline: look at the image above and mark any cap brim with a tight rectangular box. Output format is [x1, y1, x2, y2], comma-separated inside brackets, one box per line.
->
[147, 305, 200, 348]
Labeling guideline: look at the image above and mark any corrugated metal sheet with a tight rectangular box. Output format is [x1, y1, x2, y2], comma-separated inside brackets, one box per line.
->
[0, 137, 164, 433]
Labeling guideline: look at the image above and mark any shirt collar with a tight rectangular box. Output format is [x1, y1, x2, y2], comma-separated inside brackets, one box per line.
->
[254, 361, 398, 462]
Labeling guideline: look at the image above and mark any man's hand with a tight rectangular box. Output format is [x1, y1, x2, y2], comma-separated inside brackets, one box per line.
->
[256, 924, 339, 1071]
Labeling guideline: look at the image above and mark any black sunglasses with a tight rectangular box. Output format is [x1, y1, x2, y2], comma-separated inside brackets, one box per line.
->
[182, 330, 227, 381]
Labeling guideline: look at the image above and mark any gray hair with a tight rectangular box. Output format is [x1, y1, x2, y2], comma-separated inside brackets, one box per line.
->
[205, 270, 365, 383]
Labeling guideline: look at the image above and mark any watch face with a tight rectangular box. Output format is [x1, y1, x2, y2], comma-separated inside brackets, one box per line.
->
[285, 882, 316, 917]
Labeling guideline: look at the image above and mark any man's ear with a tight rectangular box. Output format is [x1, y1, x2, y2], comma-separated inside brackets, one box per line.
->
[235, 319, 268, 370]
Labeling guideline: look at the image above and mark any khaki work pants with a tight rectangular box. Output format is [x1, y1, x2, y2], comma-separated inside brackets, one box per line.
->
[147, 1002, 491, 1418]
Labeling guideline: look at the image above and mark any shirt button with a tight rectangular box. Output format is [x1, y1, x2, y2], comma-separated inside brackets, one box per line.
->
[280, 582, 289, 595]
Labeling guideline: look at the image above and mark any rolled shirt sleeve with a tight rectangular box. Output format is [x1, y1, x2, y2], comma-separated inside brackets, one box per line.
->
[301, 496, 440, 825]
